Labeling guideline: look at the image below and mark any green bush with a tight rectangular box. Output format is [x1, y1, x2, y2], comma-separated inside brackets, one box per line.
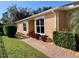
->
[53, 31, 77, 51]
[0, 26, 4, 35]
[3, 25, 17, 37]
[3, 25, 7, 35]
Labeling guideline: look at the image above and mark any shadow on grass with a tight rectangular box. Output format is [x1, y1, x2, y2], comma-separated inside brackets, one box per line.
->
[0, 36, 8, 58]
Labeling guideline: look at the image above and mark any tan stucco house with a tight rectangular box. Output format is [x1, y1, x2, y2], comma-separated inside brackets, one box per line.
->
[16, 2, 79, 41]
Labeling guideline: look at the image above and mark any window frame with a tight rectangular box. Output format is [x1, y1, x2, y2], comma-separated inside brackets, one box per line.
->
[23, 21, 27, 31]
[35, 16, 45, 35]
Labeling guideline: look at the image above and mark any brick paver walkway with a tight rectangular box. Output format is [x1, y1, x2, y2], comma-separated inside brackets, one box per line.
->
[21, 37, 79, 58]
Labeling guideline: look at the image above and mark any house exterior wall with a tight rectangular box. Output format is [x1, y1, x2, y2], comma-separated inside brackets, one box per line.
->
[16, 7, 79, 41]
[28, 20, 35, 32]
[17, 21, 28, 35]
[58, 10, 69, 31]
[44, 12, 56, 40]
[17, 12, 56, 40]
[16, 10, 71, 40]
[17, 22, 23, 32]
[17, 9, 72, 40]
[31, 12, 56, 40]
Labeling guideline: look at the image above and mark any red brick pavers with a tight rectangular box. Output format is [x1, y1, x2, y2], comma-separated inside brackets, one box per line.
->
[21, 37, 79, 58]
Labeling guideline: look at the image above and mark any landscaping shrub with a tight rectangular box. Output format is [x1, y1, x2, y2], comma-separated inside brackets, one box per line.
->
[3, 25, 7, 35]
[34, 34, 40, 40]
[0, 26, 4, 35]
[27, 31, 41, 39]
[3, 25, 17, 37]
[39, 35, 48, 42]
[27, 31, 35, 38]
[53, 31, 77, 51]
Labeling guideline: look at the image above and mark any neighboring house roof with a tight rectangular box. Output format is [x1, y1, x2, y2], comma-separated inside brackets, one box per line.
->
[15, 1, 79, 23]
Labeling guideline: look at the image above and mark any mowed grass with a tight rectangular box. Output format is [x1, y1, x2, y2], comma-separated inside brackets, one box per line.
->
[0, 36, 48, 58]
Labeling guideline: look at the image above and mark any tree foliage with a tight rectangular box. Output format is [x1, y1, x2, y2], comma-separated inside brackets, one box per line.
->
[1, 5, 32, 24]
[1, 12, 9, 24]
[32, 7, 52, 14]
[1, 5, 52, 24]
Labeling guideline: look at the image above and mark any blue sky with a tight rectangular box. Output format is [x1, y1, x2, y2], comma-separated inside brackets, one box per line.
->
[0, 1, 73, 18]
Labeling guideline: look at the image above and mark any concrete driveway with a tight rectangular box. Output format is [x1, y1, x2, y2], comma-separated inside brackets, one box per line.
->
[21, 37, 79, 58]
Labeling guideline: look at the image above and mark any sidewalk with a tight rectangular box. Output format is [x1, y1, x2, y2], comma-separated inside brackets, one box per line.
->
[21, 37, 79, 58]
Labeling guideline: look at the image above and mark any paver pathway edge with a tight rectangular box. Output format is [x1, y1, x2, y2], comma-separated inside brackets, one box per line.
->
[21, 37, 79, 58]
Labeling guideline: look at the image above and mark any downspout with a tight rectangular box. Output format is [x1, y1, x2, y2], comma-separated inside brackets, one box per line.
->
[51, 10, 59, 31]
[53, 7, 60, 31]
[55, 10, 60, 31]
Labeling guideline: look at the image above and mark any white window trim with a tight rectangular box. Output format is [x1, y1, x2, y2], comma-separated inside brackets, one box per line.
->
[35, 16, 45, 35]
[23, 20, 28, 32]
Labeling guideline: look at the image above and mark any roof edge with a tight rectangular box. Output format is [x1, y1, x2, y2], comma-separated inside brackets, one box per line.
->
[15, 7, 59, 23]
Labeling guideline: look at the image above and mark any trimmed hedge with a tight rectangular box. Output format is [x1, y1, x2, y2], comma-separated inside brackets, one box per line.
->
[53, 31, 77, 51]
[3, 25, 17, 37]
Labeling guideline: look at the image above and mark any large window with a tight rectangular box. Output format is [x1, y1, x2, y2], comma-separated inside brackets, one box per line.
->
[36, 18, 44, 34]
[23, 21, 26, 31]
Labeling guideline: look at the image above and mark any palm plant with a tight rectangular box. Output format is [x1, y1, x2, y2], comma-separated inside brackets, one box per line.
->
[70, 11, 79, 35]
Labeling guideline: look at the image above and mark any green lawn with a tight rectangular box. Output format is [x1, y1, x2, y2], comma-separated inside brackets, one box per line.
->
[0, 36, 48, 58]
